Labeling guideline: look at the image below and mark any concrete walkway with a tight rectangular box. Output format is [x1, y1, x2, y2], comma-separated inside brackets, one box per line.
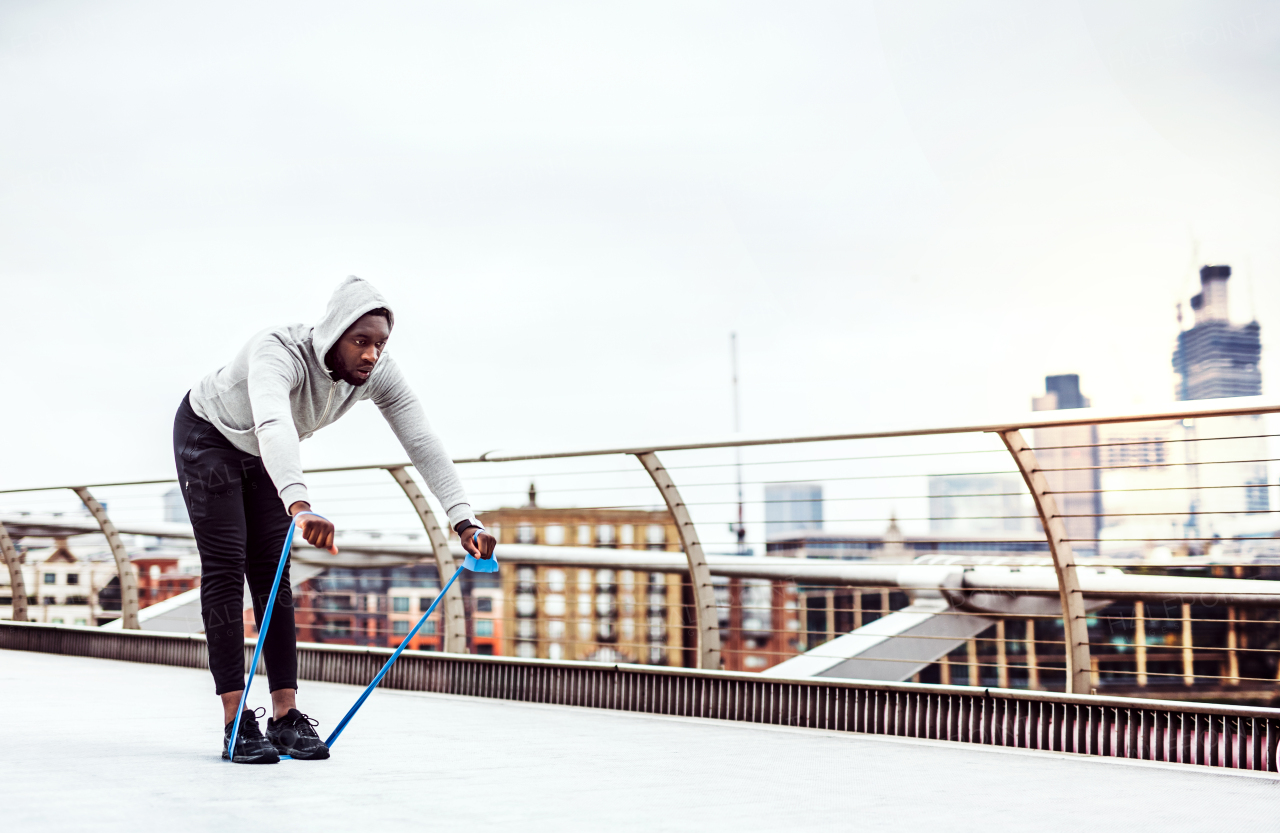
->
[1, 649, 1275, 832]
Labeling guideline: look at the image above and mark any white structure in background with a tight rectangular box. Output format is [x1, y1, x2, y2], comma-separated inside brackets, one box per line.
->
[1031, 374, 1101, 556]
[1096, 417, 1273, 558]
[0, 541, 119, 625]
[163, 487, 190, 524]
[1098, 266, 1273, 558]
[764, 483, 823, 539]
[927, 473, 1036, 536]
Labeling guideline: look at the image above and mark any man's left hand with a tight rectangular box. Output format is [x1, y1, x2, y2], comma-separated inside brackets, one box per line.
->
[461, 528, 497, 559]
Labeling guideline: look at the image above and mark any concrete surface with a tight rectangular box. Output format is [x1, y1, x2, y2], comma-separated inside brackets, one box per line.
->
[1, 649, 1275, 832]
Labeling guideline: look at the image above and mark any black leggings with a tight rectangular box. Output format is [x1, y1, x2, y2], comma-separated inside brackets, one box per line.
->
[173, 393, 297, 695]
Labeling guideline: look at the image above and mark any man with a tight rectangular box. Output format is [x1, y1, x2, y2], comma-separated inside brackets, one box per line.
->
[173, 276, 496, 763]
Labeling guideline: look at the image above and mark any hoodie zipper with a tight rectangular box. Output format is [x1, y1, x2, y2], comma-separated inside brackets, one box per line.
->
[315, 380, 337, 430]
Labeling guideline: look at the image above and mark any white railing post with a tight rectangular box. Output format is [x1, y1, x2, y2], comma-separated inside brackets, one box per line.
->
[1, 521, 29, 622]
[998, 430, 1092, 694]
[387, 466, 468, 654]
[636, 451, 722, 670]
[72, 487, 140, 630]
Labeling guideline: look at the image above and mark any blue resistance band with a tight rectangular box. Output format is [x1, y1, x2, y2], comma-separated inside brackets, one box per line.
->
[324, 532, 498, 749]
[227, 511, 327, 762]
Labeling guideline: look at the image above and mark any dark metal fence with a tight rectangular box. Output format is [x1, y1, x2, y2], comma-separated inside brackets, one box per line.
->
[4, 619, 1277, 772]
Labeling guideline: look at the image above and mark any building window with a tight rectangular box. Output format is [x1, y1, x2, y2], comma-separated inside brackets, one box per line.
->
[475, 620, 494, 637]
[476, 644, 494, 655]
[543, 524, 565, 546]
[66, 573, 80, 585]
[476, 597, 493, 613]
[577, 525, 592, 546]
[596, 525, 616, 547]
[1246, 479, 1270, 513]
[392, 597, 410, 612]
[42, 596, 56, 606]
[392, 621, 410, 635]
[515, 593, 536, 617]
[422, 619, 437, 635]
[619, 525, 634, 546]
[516, 642, 536, 658]
[51, 618, 64, 624]
[544, 594, 566, 617]
[323, 619, 352, 637]
[546, 569, 565, 593]
[646, 525, 666, 548]
[43, 573, 56, 585]
[547, 620, 565, 639]
[516, 523, 536, 544]
[74, 618, 87, 626]
[548, 643, 564, 660]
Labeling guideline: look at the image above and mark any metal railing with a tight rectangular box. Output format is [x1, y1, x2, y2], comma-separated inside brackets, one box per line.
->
[3, 619, 1278, 772]
[2, 394, 1278, 701]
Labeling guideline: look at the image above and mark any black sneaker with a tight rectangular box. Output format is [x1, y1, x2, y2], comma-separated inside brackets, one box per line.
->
[266, 709, 331, 760]
[223, 708, 280, 764]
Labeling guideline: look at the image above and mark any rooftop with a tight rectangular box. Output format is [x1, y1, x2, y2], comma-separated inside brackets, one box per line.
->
[3, 648, 1276, 831]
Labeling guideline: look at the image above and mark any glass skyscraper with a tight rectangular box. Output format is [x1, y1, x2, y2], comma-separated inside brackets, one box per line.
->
[764, 483, 823, 538]
[1173, 265, 1262, 401]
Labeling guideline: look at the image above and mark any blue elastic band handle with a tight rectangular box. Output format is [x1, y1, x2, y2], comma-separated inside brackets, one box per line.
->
[227, 511, 326, 762]
[325, 531, 496, 748]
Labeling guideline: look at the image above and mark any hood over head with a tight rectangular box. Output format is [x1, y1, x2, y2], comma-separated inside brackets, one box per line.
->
[312, 276, 395, 370]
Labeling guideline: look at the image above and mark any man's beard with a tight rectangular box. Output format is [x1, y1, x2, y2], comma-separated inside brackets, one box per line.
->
[325, 347, 370, 387]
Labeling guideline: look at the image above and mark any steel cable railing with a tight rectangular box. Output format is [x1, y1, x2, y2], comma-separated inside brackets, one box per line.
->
[2, 396, 1279, 709]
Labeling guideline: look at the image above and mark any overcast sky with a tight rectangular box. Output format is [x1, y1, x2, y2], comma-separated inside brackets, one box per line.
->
[3, 0, 1279, 491]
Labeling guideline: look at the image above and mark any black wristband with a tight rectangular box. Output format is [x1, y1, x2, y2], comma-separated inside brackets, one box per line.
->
[454, 520, 481, 536]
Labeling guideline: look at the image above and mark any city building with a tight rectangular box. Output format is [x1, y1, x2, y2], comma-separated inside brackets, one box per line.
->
[1093, 265, 1271, 556]
[927, 474, 1036, 536]
[763, 483, 823, 538]
[480, 485, 800, 671]
[1031, 374, 1101, 555]
[385, 582, 503, 654]
[1092, 420, 1192, 556]
[1173, 265, 1262, 401]
[0, 537, 192, 625]
[767, 524, 1048, 561]
[163, 487, 190, 524]
[1173, 266, 1269, 531]
[292, 563, 481, 650]
[480, 487, 687, 666]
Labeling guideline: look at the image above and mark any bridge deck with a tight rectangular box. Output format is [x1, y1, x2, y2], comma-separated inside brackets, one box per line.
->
[2, 649, 1274, 831]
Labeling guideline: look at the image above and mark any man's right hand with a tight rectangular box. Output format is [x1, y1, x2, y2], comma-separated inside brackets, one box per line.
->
[288, 501, 338, 554]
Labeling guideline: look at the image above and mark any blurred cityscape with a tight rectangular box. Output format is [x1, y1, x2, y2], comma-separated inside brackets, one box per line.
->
[2, 264, 1276, 703]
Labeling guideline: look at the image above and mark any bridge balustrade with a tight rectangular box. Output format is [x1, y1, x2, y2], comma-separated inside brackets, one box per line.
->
[2, 395, 1278, 713]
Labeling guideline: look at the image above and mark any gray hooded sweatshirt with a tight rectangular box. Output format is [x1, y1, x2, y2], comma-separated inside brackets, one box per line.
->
[189, 276, 478, 530]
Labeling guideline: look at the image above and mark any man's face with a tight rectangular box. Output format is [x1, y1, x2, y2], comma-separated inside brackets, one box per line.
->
[328, 313, 391, 386]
